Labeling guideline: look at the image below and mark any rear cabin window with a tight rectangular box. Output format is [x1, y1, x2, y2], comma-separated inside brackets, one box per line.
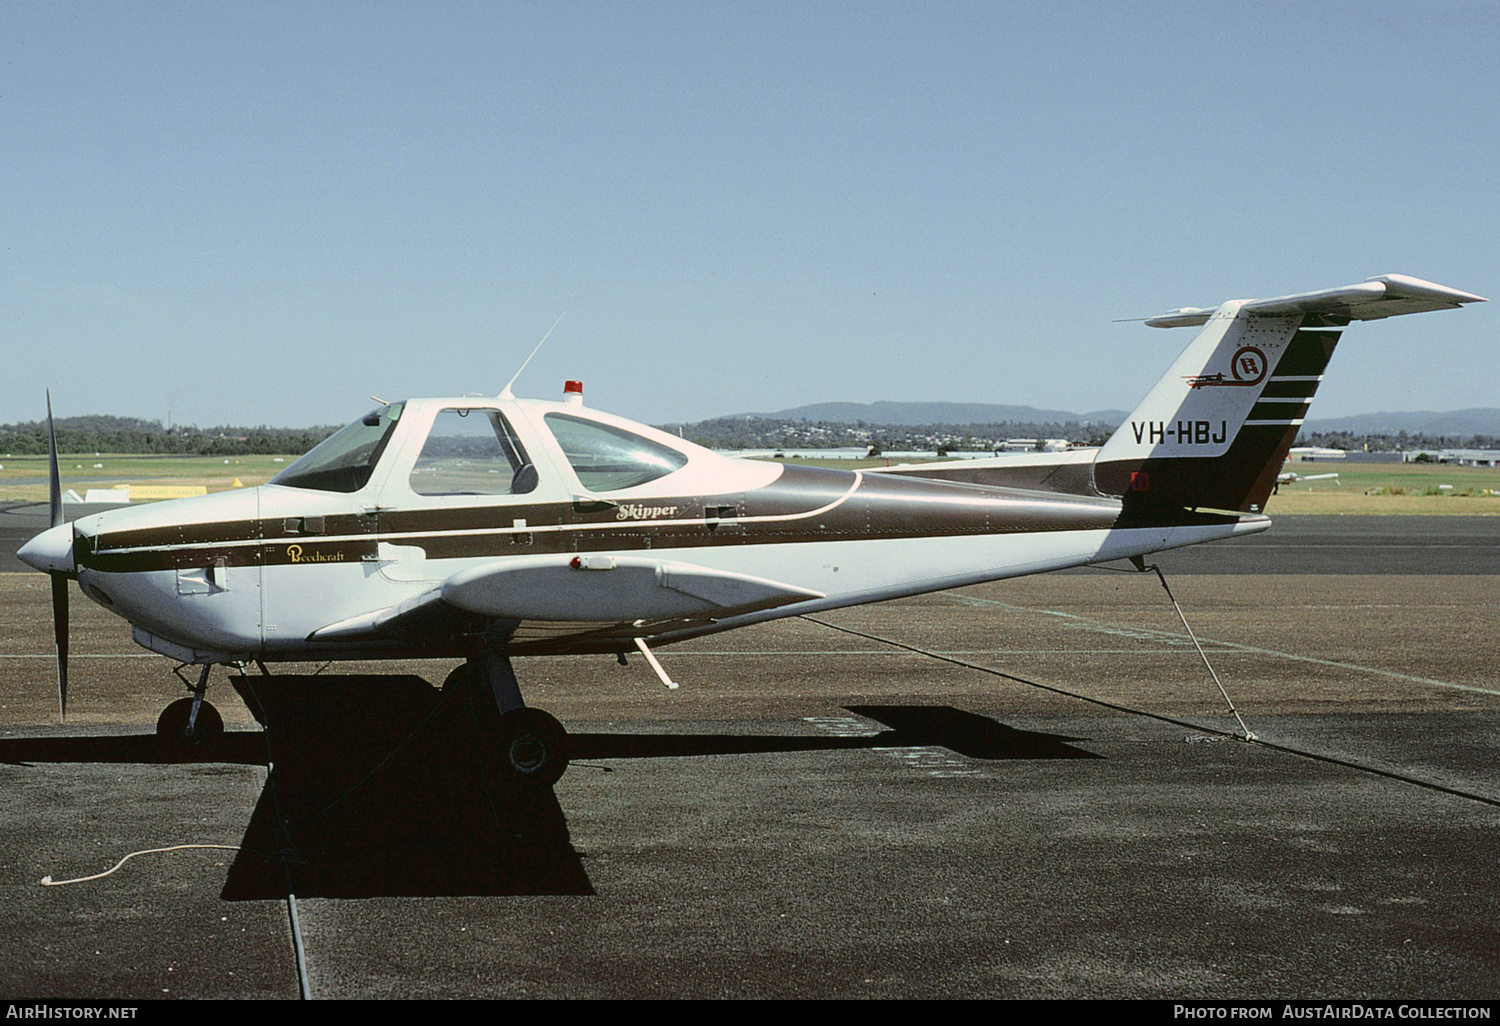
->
[408, 409, 538, 496]
[545, 413, 687, 492]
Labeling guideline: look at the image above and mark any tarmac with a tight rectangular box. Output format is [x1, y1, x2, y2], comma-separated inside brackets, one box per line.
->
[0, 513, 1496, 1000]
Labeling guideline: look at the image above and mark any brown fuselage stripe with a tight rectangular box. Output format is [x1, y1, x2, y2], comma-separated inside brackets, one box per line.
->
[77, 464, 1131, 574]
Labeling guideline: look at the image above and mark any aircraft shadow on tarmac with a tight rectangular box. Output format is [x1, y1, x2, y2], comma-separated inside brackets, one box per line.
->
[567, 704, 1100, 762]
[0, 675, 1097, 900]
[219, 674, 591, 901]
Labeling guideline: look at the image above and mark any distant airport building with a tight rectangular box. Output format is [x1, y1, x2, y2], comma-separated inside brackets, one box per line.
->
[1288, 446, 1347, 461]
[1402, 448, 1500, 467]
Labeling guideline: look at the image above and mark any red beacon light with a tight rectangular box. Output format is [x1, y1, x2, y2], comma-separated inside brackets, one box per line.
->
[563, 380, 584, 405]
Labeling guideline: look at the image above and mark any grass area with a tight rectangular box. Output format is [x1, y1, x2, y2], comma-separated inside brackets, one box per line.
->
[1262, 461, 1500, 514]
[0, 453, 294, 501]
[1, 452, 1495, 514]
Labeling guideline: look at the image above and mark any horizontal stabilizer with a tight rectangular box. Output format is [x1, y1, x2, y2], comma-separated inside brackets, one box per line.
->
[1146, 274, 1486, 328]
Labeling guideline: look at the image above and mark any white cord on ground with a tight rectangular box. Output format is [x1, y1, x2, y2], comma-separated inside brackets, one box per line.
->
[40, 844, 241, 887]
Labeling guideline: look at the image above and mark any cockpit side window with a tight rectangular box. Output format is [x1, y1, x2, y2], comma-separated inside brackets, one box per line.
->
[408, 409, 538, 496]
[544, 413, 688, 491]
[271, 402, 405, 493]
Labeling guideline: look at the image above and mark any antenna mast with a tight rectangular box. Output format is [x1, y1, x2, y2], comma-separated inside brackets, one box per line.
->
[499, 312, 566, 399]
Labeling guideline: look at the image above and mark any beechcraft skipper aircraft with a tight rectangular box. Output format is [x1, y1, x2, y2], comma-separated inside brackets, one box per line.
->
[18, 274, 1485, 785]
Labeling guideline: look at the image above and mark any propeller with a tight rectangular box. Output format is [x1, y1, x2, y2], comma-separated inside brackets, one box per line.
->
[44, 392, 69, 720]
[17, 394, 79, 721]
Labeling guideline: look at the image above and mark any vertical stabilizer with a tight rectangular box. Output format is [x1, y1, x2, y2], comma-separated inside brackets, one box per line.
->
[1092, 275, 1484, 513]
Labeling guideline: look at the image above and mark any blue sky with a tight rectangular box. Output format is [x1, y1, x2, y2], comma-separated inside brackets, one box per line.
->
[3, 1, 1495, 428]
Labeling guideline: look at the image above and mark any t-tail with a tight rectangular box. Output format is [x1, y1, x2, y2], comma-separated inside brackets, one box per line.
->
[1093, 274, 1485, 514]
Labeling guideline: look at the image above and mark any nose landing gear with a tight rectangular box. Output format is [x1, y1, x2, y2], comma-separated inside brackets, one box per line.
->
[156, 663, 224, 752]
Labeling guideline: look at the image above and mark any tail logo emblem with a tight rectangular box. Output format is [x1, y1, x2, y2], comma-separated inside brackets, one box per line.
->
[1186, 345, 1267, 388]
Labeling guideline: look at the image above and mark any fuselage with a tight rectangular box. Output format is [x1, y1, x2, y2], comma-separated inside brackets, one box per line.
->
[35, 393, 1268, 665]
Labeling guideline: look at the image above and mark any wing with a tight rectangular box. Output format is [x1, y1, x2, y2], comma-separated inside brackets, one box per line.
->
[308, 555, 824, 656]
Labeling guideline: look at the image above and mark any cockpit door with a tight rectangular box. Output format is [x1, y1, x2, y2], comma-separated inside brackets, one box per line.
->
[373, 405, 570, 583]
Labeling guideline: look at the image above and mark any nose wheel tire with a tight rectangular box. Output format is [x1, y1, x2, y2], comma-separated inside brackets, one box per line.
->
[156, 697, 224, 750]
[496, 707, 569, 787]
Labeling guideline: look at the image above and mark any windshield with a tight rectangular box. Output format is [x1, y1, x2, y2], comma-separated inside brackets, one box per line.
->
[271, 402, 405, 493]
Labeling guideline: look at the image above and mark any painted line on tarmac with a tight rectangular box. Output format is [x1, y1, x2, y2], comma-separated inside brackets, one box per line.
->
[0, 646, 1234, 658]
[665, 648, 1235, 657]
[1227, 543, 1491, 548]
[804, 716, 982, 777]
[804, 715, 881, 736]
[0, 653, 160, 659]
[871, 746, 983, 777]
[949, 595, 1500, 699]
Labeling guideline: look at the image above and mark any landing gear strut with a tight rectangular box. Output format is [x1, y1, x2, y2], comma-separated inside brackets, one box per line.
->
[446, 654, 570, 787]
[156, 664, 224, 750]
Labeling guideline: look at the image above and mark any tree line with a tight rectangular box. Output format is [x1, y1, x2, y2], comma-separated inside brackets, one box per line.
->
[1295, 431, 1498, 453]
[672, 416, 1115, 452]
[0, 415, 339, 456]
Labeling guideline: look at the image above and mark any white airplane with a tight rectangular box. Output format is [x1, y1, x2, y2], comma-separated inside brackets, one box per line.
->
[1275, 470, 1340, 491]
[18, 274, 1485, 785]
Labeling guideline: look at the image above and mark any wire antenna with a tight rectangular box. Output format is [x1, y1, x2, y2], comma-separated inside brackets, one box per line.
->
[499, 312, 566, 399]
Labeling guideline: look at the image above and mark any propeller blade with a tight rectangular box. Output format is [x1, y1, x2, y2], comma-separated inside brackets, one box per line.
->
[46, 390, 63, 529]
[51, 571, 69, 720]
[44, 391, 68, 720]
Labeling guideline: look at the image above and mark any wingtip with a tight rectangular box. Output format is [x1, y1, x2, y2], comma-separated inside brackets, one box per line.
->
[1366, 274, 1488, 305]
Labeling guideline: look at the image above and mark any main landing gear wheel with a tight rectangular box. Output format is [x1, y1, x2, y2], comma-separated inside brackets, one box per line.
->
[445, 658, 571, 787]
[155, 697, 224, 750]
[496, 707, 569, 788]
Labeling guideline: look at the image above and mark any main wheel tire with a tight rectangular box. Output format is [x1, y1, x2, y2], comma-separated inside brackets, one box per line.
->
[156, 697, 224, 749]
[441, 663, 471, 692]
[496, 707, 569, 787]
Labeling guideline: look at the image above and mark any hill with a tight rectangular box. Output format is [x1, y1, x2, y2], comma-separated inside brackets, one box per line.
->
[1303, 408, 1500, 437]
[723, 401, 1129, 427]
